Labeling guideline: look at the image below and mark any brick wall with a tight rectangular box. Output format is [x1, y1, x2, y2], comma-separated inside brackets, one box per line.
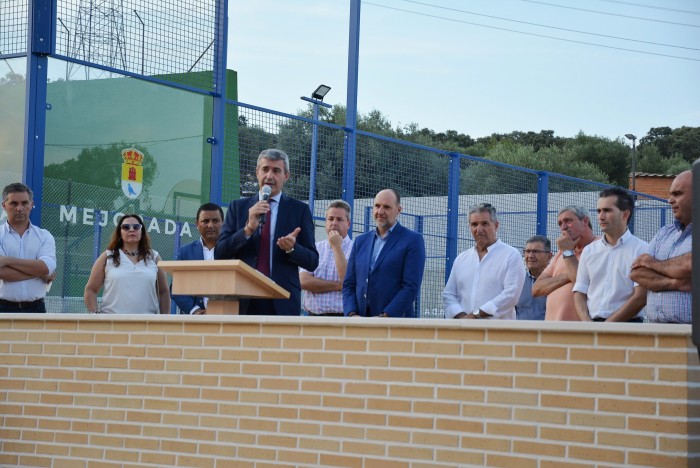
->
[1, 315, 698, 467]
[632, 175, 674, 200]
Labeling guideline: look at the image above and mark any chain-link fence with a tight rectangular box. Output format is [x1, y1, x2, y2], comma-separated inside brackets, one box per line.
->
[3, 0, 675, 317]
[213, 101, 674, 319]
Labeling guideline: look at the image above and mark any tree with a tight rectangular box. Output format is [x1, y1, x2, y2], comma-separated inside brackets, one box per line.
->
[0, 71, 25, 85]
[45, 143, 158, 188]
[43, 143, 158, 209]
[565, 132, 630, 186]
[460, 142, 609, 194]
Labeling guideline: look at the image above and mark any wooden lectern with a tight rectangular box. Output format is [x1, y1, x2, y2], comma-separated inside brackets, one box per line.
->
[159, 260, 290, 315]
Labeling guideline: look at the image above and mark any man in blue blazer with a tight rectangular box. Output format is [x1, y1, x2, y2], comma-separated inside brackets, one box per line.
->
[343, 189, 426, 318]
[215, 149, 319, 315]
[172, 203, 224, 314]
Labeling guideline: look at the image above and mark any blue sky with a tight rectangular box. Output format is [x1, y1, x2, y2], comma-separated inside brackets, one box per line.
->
[228, 0, 700, 141]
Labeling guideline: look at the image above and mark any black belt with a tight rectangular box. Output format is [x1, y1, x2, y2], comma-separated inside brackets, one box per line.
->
[0, 298, 45, 309]
[593, 316, 643, 323]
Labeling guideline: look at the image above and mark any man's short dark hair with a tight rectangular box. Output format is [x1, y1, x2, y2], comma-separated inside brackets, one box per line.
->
[599, 186, 635, 223]
[196, 203, 224, 222]
[2, 183, 33, 202]
[327, 199, 351, 218]
[525, 235, 551, 252]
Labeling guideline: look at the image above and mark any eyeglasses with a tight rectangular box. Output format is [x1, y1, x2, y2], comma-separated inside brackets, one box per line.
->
[121, 223, 143, 231]
[523, 249, 549, 255]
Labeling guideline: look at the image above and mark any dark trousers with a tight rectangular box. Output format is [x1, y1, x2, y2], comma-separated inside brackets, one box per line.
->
[246, 299, 276, 316]
[0, 299, 46, 313]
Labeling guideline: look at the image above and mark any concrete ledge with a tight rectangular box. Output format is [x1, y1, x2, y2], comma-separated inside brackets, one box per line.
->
[1, 315, 697, 467]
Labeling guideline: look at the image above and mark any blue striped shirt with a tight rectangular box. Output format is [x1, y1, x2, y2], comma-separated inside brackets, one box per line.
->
[645, 221, 692, 324]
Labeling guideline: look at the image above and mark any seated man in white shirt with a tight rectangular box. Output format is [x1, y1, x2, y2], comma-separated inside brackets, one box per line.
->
[443, 203, 525, 320]
[573, 187, 648, 322]
[172, 203, 223, 314]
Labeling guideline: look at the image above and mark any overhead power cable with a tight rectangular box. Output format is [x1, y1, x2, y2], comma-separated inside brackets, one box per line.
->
[596, 0, 700, 16]
[364, 2, 700, 62]
[398, 0, 699, 51]
[519, 0, 700, 28]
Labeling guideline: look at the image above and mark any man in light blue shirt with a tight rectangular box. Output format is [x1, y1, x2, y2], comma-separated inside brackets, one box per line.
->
[515, 235, 552, 320]
[631, 171, 692, 323]
[0, 183, 56, 313]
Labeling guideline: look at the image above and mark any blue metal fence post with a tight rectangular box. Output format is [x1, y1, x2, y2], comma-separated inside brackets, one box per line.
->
[209, 0, 228, 205]
[342, 0, 361, 229]
[414, 214, 424, 318]
[445, 154, 460, 283]
[301, 96, 332, 215]
[536, 171, 549, 237]
[24, 0, 56, 226]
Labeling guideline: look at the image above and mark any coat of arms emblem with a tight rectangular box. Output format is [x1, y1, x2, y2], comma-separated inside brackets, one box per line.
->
[121, 148, 144, 199]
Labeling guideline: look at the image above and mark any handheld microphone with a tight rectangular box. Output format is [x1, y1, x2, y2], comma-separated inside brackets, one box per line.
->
[259, 185, 272, 226]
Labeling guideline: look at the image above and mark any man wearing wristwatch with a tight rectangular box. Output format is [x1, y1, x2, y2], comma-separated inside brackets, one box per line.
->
[532, 205, 598, 321]
[442, 203, 525, 320]
[215, 149, 319, 315]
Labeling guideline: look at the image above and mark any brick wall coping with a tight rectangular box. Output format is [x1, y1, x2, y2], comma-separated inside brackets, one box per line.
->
[1, 313, 692, 336]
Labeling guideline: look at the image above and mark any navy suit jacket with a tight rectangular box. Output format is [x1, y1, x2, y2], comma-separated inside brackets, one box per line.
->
[342, 222, 426, 318]
[214, 194, 319, 315]
[171, 239, 206, 314]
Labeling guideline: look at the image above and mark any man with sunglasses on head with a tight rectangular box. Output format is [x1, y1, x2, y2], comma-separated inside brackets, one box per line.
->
[0, 183, 56, 313]
[443, 203, 525, 320]
[515, 235, 553, 320]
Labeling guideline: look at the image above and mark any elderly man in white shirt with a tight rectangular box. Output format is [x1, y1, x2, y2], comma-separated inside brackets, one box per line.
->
[573, 187, 648, 322]
[443, 203, 525, 320]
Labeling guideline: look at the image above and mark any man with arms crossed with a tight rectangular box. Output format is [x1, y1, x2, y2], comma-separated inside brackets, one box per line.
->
[532, 205, 598, 321]
[631, 171, 692, 323]
[343, 189, 426, 318]
[443, 203, 525, 320]
[172, 203, 224, 314]
[0, 183, 56, 313]
[573, 187, 648, 322]
[300, 200, 353, 316]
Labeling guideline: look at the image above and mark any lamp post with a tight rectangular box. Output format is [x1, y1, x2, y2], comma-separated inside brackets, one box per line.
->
[625, 133, 637, 192]
[301, 85, 332, 216]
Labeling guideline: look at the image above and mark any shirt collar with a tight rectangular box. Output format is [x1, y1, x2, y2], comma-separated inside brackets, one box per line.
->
[199, 237, 215, 250]
[602, 228, 631, 246]
[673, 219, 692, 233]
[3, 220, 33, 235]
[374, 221, 398, 239]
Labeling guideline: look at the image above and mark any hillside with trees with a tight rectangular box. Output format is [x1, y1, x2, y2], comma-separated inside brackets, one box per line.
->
[237, 103, 695, 199]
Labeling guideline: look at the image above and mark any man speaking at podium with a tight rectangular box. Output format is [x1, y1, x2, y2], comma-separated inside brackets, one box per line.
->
[215, 149, 318, 315]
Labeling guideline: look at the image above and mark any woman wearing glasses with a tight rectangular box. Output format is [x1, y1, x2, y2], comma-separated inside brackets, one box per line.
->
[84, 214, 170, 314]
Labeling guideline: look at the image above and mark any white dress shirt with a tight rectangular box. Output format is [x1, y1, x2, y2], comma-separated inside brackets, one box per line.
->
[245, 192, 281, 274]
[0, 221, 56, 302]
[442, 239, 525, 320]
[190, 238, 215, 314]
[572, 229, 648, 320]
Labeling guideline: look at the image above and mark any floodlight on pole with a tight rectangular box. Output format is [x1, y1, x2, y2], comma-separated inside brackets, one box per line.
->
[311, 84, 331, 101]
[625, 133, 638, 193]
[301, 85, 333, 216]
